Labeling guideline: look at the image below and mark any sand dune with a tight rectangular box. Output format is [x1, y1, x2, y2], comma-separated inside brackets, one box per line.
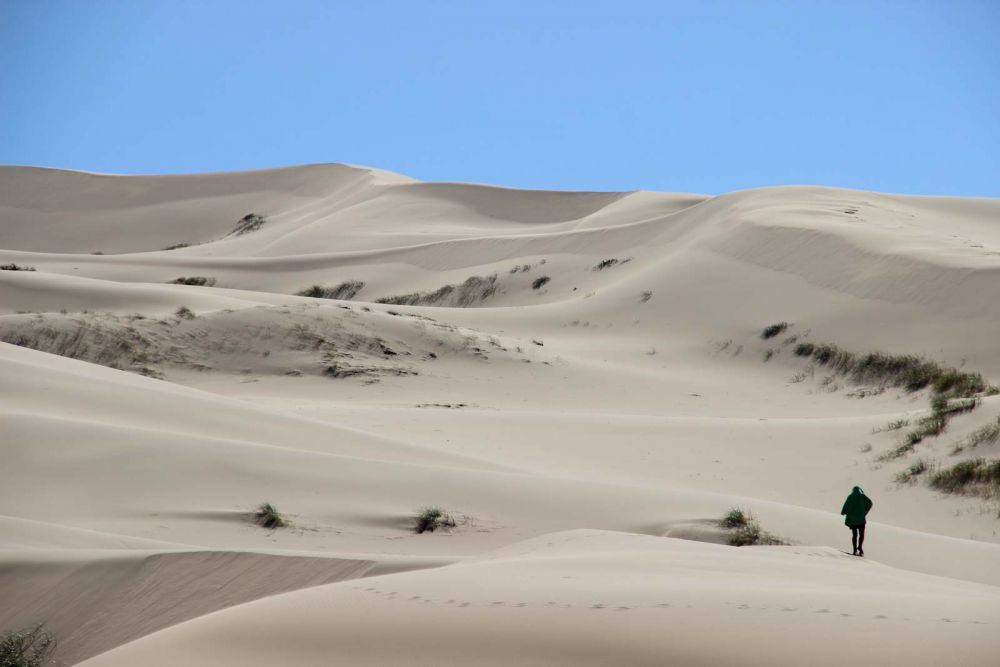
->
[2, 163, 999, 664]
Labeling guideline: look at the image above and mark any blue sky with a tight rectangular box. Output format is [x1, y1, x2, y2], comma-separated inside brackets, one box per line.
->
[1, 1, 997, 195]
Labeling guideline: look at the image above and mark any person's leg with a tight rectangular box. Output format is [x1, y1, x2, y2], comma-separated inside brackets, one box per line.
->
[857, 524, 865, 555]
[851, 527, 858, 554]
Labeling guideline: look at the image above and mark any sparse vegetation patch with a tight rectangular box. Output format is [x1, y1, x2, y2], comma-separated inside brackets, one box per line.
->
[254, 502, 287, 529]
[792, 343, 987, 396]
[376, 275, 497, 307]
[0, 263, 36, 271]
[0, 625, 56, 667]
[929, 458, 1000, 496]
[175, 306, 195, 320]
[170, 276, 216, 286]
[297, 281, 365, 301]
[413, 507, 456, 534]
[895, 459, 929, 484]
[718, 508, 786, 546]
[761, 322, 789, 339]
[593, 258, 628, 271]
[230, 213, 266, 236]
[640, 290, 653, 303]
[531, 276, 551, 290]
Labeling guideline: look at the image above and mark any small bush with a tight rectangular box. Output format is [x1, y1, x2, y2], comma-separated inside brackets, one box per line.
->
[592, 258, 620, 271]
[640, 290, 653, 303]
[0, 263, 36, 271]
[170, 276, 216, 286]
[163, 243, 190, 250]
[414, 507, 456, 534]
[763, 349, 775, 362]
[254, 502, 286, 529]
[296, 281, 365, 301]
[929, 458, 1000, 495]
[719, 508, 749, 529]
[175, 306, 195, 320]
[761, 322, 789, 339]
[719, 508, 785, 546]
[531, 276, 551, 290]
[0, 625, 56, 667]
[231, 213, 266, 235]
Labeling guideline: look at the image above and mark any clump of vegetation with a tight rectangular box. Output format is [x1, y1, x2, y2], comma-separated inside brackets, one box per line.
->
[719, 508, 750, 529]
[761, 322, 789, 339]
[719, 508, 785, 546]
[296, 281, 365, 300]
[509, 264, 531, 274]
[929, 458, 1000, 496]
[640, 290, 653, 303]
[873, 418, 909, 434]
[531, 276, 551, 290]
[413, 507, 456, 534]
[170, 276, 216, 286]
[763, 349, 776, 362]
[376, 275, 497, 307]
[592, 258, 623, 271]
[792, 343, 987, 396]
[231, 213, 266, 236]
[955, 417, 1000, 453]
[163, 243, 190, 251]
[175, 306, 195, 320]
[0, 263, 36, 271]
[254, 502, 287, 529]
[0, 625, 56, 667]
[895, 459, 930, 484]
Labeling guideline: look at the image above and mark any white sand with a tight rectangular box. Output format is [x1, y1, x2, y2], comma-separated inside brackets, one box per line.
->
[2, 163, 999, 664]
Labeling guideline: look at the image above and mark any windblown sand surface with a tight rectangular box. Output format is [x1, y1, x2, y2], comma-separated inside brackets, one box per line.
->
[2, 163, 999, 665]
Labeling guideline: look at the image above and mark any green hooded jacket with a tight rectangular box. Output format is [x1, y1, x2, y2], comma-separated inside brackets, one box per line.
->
[841, 486, 873, 527]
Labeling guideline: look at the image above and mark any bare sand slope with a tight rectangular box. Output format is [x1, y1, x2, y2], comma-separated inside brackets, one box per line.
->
[3, 163, 1000, 665]
[79, 530, 1000, 667]
[0, 549, 372, 665]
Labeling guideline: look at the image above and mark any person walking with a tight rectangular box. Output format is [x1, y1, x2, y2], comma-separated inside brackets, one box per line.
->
[841, 486, 873, 556]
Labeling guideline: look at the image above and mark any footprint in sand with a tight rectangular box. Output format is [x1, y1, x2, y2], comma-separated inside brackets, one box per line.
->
[782, 607, 797, 612]
[491, 601, 505, 606]
[615, 606, 630, 612]
[815, 609, 831, 614]
[656, 603, 672, 608]
[874, 615, 887, 620]
[459, 602, 471, 607]
[591, 603, 606, 609]
[514, 602, 527, 607]
[409, 596, 421, 601]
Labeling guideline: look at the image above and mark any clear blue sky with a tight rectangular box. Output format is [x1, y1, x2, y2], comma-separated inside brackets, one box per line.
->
[1, 1, 998, 195]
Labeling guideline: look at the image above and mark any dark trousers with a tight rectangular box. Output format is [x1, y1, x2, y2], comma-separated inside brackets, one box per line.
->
[850, 523, 866, 553]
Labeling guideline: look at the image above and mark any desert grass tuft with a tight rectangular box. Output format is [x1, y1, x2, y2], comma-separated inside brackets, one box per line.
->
[531, 276, 551, 290]
[929, 458, 1000, 495]
[413, 507, 456, 534]
[231, 213, 266, 236]
[761, 322, 789, 339]
[377, 275, 497, 307]
[254, 502, 287, 529]
[296, 280, 365, 301]
[0, 625, 56, 667]
[170, 276, 216, 286]
[175, 306, 195, 320]
[895, 459, 930, 484]
[719, 508, 786, 546]
[719, 507, 750, 529]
